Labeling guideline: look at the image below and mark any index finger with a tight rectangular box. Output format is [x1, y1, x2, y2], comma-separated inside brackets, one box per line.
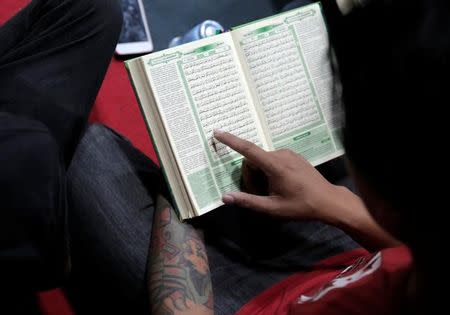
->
[214, 130, 277, 173]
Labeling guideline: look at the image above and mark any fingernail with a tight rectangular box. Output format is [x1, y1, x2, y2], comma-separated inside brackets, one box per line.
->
[214, 129, 225, 138]
[222, 194, 235, 204]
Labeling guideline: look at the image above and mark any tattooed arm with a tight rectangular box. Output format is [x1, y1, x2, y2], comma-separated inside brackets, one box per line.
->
[148, 195, 214, 315]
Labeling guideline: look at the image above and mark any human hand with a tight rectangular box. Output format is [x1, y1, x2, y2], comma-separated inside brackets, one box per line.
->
[214, 131, 402, 250]
[214, 130, 345, 223]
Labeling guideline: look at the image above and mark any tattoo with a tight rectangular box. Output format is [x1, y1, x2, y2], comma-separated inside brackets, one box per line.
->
[148, 195, 214, 315]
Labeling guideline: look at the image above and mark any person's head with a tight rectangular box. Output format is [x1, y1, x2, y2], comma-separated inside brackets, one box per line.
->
[329, 0, 448, 308]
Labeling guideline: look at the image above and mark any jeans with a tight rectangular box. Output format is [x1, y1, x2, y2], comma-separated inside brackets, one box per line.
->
[0, 0, 123, 164]
[67, 125, 358, 315]
[0, 0, 122, 311]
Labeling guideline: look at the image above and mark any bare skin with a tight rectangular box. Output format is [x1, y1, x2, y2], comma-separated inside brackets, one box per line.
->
[214, 130, 401, 252]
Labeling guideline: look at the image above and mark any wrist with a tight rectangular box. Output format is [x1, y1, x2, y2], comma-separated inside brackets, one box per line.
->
[315, 185, 368, 228]
[312, 186, 402, 251]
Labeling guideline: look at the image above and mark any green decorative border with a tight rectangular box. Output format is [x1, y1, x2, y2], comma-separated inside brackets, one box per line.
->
[240, 23, 288, 45]
[238, 21, 326, 144]
[176, 58, 240, 168]
[124, 60, 184, 219]
[187, 43, 221, 54]
[246, 24, 282, 37]
[232, 2, 320, 30]
[145, 41, 243, 167]
[284, 8, 316, 24]
[148, 52, 182, 66]
[271, 24, 326, 144]
[182, 43, 230, 63]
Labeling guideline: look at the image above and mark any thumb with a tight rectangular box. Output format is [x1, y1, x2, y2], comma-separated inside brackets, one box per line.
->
[222, 192, 280, 214]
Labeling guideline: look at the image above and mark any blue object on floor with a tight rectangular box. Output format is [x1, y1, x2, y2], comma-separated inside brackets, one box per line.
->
[169, 20, 224, 48]
[143, 0, 276, 51]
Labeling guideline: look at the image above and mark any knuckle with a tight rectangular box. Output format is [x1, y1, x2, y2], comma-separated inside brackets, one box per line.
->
[270, 151, 290, 172]
[286, 149, 297, 158]
[265, 154, 281, 172]
[268, 199, 283, 215]
[239, 196, 252, 209]
[276, 149, 294, 159]
[265, 200, 276, 212]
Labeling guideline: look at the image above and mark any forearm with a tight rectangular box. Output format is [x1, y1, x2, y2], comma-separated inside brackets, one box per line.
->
[320, 186, 401, 252]
[148, 195, 214, 315]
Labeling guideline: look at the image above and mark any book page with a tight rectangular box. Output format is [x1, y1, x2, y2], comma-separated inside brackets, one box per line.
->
[140, 33, 267, 215]
[232, 3, 344, 165]
[126, 59, 195, 220]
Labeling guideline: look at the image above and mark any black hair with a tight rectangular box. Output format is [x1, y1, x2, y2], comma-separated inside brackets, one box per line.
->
[328, 4, 449, 309]
[328, 0, 450, 244]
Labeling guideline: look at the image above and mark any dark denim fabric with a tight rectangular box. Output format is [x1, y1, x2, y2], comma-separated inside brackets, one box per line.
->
[0, 0, 123, 164]
[0, 0, 122, 312]
[67, 124, 359, 315]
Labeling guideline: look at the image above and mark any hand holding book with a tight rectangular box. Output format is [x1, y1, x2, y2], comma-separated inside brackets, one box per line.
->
[214, 129, 339, 222]
[215, 130, 401, 251]
[126, 3, 344, 219]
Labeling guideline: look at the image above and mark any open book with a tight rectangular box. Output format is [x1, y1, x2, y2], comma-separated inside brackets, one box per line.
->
[126, 2, 343, 220]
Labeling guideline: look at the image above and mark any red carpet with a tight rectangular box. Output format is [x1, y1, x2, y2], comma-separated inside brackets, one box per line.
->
[1, 1, 157, 313]
[89, 54, 158, 164]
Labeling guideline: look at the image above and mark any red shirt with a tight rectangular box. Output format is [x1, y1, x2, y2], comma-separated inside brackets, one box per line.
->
[237, 246, 412, 315]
